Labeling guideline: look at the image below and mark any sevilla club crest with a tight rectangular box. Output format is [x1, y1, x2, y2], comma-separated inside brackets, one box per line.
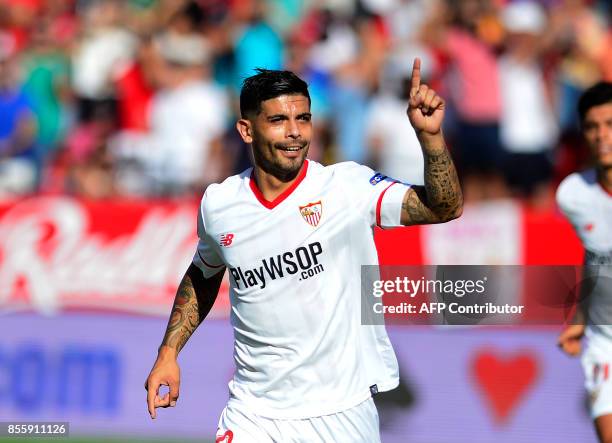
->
[299, 201, 323, 227]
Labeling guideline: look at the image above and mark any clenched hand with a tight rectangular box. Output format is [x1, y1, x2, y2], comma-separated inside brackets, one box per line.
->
[407, 58, 445, 136]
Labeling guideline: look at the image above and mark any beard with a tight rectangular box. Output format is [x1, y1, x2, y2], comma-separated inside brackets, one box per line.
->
[251, 139, 309, 182]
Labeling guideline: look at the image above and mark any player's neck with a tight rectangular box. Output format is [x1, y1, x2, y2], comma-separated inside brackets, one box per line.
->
[252, 162, 306, 202]
[597, 166, 612, 195]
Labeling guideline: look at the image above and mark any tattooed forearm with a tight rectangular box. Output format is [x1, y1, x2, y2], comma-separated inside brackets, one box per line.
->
[401, 147, 463, 225]
[161, 272, 199, 353]
[160, 263, 224, 354]
[423, 148, 462, 218]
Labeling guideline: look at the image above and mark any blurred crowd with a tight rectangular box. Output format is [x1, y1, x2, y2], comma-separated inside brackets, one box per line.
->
[0, 0, 610, 205]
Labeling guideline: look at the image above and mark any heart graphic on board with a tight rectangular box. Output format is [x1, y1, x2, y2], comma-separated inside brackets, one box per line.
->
[472, 350, 539, 424]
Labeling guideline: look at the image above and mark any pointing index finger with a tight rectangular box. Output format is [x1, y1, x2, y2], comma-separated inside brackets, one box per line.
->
[411, 58, 421, 96]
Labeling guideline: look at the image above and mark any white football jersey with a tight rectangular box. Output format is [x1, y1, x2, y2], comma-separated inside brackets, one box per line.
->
[556, 169, 612, 349]
[192, 160, 410, 419]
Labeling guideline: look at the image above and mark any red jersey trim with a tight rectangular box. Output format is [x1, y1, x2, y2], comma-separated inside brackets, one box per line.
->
[249, 160, 309, 209]
[376, 182, 398, 227]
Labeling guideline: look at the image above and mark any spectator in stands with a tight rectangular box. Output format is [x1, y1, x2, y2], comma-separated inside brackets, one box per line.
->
[21, 17, 71, 171]
[550, 0, 608, 134]
[112, 31, 230, 196]
[71, 0, 137, 124]
[498, 1, 559, 207]
[422, 0, 506, 201]
[0, 0, 40, 52]
[546, 0, 608, 181]
[0, 46, 38, 196]
[66, 137, 116, 200]
[310, 8, 387, 163]
[113, 35, 155, 134]
[62, 100, 117, 199]
[364, 0, 437, 185]
[0, 0, 609, 202]
[43, 0, 79, 49]
[230, 0, 284, 94]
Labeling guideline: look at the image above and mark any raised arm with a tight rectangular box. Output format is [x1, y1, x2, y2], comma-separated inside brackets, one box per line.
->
[145, 263, 225, 418]
[400, 58, 463, 226]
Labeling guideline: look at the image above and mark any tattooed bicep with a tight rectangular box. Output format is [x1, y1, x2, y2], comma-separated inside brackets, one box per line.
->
[400, 186, 438, 225]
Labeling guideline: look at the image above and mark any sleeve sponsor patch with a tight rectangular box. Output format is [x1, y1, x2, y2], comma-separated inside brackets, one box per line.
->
[369, 172, 387, 186]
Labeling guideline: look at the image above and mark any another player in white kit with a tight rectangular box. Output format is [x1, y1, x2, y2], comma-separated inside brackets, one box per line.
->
[145, 59, 463, 442]
[557, 82, 612, 443]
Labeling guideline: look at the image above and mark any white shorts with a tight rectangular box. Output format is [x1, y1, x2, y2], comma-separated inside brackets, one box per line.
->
[215, 397, 381, 443]
[582, 344, 612, 419]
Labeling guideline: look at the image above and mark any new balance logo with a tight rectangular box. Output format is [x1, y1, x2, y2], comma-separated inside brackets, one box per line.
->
[220, 233, 234, 247]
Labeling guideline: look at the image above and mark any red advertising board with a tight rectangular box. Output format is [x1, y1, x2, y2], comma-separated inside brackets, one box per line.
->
[0, 197, 583, 316]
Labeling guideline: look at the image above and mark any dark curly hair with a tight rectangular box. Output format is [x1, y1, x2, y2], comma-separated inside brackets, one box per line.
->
[578, 82, 612, 123]
[240, 69, 310, 118]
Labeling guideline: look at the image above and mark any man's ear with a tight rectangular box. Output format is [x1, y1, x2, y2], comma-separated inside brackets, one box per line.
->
[236, 119, 253, 144]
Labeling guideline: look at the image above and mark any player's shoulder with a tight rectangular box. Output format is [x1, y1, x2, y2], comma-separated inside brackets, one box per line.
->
[322, 161, 378, 181]
[200, 168, 252, 213]
[556, 169, 597, 200]
[317, 161, 402, 194]
[556, 169, 597, 210]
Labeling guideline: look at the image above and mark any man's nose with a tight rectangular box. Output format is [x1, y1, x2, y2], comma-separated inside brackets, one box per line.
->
[286, 119, 300, 139]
